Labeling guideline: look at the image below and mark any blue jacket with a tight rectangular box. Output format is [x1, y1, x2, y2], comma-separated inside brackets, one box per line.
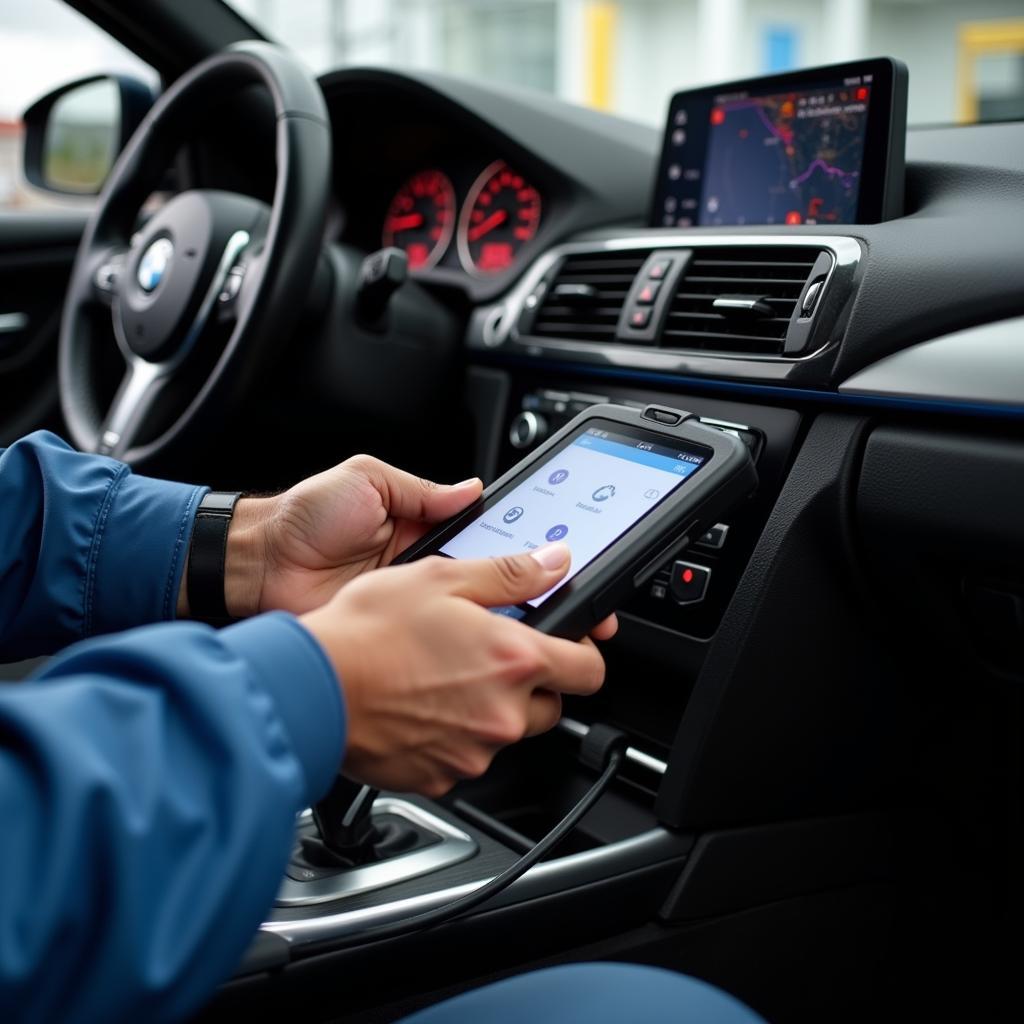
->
[0, 432, 346, 1023]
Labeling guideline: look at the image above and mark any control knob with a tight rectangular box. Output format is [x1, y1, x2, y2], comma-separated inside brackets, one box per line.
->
[509, 410, 548, 449]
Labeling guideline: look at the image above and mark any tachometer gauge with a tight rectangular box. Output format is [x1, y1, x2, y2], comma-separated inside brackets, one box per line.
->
[382, 169, 456, 271]
[457, 161, 542, 275]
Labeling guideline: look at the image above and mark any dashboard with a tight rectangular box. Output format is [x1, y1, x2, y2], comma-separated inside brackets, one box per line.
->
[317, 68, 657, 304]
[322, 75, 567, 292]
[315, 65, 1024, 394]
[305, 62, 1024, 671]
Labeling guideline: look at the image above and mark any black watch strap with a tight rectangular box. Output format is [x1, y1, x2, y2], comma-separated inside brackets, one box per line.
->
[187, 491, 243, 623]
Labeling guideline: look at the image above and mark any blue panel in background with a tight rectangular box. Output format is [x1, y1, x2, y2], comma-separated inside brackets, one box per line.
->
[763, 25, 798, 73]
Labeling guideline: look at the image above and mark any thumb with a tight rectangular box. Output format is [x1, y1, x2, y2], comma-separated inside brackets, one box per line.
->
[377, 463, 483, 523]
[448, 543, 572, 607]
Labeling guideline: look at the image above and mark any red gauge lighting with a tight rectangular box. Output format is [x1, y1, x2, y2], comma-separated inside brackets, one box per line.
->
[458, 161, 541, 275]
[382, 169, 456, 271]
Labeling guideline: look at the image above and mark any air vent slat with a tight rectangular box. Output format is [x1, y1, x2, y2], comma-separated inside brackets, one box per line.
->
[663, 246, 827, 357]
[540, 305, 626, 317]
[556, 275, 638, 286]
[533, 322, 619, 336]
[692, 259, 816, 269]
[557, 257, 647, 272]
[684, 275, 810, 286]
[668, 310, 792, 325]
[671, 300, 796, 311]
[530, 250, 648, 344]
[674, 293, 795, 306]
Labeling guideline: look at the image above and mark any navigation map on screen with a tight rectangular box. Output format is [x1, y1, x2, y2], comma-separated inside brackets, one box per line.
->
[653, 67, 879, 228]
[702, 83, 869, 226]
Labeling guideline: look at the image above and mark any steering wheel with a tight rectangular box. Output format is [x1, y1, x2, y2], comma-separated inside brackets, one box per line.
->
[59, 42, 331, 465]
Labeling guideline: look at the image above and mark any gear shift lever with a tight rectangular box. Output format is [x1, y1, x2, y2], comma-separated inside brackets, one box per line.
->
[311, 775, 380, 861]
[290, 776, 445, 882]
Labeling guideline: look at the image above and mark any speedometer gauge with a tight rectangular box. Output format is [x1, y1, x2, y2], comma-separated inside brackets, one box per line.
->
[457, 161, 542, 275]
[382, 169, 456, 271]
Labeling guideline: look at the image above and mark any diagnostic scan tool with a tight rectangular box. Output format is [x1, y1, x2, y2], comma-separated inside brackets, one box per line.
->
[394, 404, 758, 639]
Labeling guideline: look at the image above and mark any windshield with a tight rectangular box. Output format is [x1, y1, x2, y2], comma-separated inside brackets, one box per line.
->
[224, 1, 1024, 126]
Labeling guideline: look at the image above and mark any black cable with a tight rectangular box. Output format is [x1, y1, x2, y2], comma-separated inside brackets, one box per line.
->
[304, 737, 626, 956]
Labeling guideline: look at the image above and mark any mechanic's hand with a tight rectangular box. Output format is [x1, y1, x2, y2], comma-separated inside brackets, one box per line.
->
[300, 542, 618, 797]
[195, 456, 483, 618]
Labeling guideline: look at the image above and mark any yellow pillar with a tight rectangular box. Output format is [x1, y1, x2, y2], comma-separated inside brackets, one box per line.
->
[584, 2, 617, 111]
[957, 19, 1024, 123]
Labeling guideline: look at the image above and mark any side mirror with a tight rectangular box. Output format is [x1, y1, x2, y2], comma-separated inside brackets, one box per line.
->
[22, 75, 155, 196]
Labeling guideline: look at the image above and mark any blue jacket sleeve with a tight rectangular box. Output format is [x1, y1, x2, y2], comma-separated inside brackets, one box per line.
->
[0, 430, 205, 660]
[0, 612, 346, 1024]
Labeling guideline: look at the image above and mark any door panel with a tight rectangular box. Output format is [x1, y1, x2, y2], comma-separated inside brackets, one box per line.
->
[0, 210, 87, 445]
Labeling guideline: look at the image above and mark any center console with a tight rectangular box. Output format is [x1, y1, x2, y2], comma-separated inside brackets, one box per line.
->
[230, 370, 801, 979]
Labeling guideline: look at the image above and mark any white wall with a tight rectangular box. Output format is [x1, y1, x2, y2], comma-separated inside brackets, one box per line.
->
[612, 0, 701, 124]
[868, 0, 1024, 124]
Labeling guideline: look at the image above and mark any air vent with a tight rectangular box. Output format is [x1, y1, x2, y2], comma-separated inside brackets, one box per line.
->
[531, 251, 648, 342]
[664, 246, 825, 355]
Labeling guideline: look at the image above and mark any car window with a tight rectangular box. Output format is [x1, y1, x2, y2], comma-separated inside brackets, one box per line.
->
[224, 0, 1024, 127]
[0, 0, 157, 211]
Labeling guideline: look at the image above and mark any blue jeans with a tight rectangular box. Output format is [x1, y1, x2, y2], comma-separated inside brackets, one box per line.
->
[400, 963, 766, 1024]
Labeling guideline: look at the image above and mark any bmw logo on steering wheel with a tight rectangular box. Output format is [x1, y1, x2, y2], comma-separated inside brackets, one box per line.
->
[137, 237, 174, 293]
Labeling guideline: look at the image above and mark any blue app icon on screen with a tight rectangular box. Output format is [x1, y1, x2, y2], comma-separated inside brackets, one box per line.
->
[545, 524, 569, 541]
[503, 506, 525, 524]
[548, 469, 569, 485]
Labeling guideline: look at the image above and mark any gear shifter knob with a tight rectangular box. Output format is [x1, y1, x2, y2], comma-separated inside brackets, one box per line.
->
[312, 776, 380, 858]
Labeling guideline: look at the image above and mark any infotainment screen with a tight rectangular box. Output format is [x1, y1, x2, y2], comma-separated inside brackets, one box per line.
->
[439, 421, 710, 610]
[650, 58, 907, 228]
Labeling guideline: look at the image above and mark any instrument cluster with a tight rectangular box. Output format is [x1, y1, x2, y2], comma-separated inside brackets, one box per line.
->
[380, 160, 542, 277]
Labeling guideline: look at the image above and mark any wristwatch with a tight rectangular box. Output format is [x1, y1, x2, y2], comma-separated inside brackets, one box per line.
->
[187, 491, 243, 624]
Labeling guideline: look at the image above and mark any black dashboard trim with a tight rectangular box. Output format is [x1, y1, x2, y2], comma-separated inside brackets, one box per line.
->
[476, 352, 1024, 423]
[317, 67, 657, 303]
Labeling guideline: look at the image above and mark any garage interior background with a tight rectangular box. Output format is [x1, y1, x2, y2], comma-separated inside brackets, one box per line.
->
[1, 0, 1023, 211]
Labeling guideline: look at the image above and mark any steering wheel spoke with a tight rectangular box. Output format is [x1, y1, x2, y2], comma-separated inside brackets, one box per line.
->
[89, 246, 129, 308]
[95, 358, 169, 458]
[214, 254, 250, 324]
